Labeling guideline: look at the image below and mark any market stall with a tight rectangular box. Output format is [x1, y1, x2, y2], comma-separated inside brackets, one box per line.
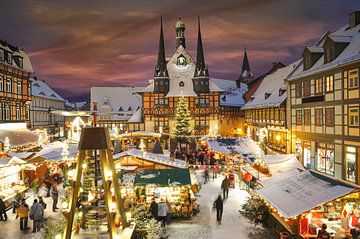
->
[133, 168, 197, 218]
[257, 169, 360, 238]
[117, 131, 161, 152]
[0, 154, 36, 209]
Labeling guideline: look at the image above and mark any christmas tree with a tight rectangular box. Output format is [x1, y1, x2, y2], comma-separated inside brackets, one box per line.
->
[173, 97, 191, 144]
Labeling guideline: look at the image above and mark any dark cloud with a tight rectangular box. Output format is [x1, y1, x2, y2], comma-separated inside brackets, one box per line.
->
[0, 0, 359, 97]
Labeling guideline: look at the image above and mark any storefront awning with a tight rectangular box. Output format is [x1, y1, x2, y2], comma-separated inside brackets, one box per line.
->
[0, 129, 39, 147]
[257, 169, 358, 218]
[134, 169, 191, 186]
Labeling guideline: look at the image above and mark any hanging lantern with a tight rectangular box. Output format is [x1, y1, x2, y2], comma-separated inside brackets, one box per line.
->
[114, 213, 121, 227]
[244, 172, 252, 182]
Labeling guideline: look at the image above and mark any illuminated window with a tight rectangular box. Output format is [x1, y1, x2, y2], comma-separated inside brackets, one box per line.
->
[325, 75, 333, 92]
[315, 78, 323, 94]
[349, 69, 359, 89]
[349, 107, 359, 126]
[316, 143, 334, 175]
[315, 108, 323, 126]
[296, 110, 302, 125]
[345, 146, 357, 182]
[304, 109, 311, 125]
[0, 77, 3, 91]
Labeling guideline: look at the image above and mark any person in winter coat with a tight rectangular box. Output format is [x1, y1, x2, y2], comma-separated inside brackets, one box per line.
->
[317, 223, 330, 239]
[221, 176, 230, 199]
[39, 197, 47, 210]
[51, 183, 59, 212]
[30, 199, 44, 233]
[157, 198, 169, 227]
[0, 197, 7, 221]
[16, 199, 30, 232]
[12, 192, 21, 213]
[149, 198, 158, 219]
[214, 195, 223, 224]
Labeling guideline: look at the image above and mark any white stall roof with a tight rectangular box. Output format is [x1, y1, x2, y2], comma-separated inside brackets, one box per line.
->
[113, 148, 186, 169]
[34, 141, 78, 162]
[258, 170, 356, 218]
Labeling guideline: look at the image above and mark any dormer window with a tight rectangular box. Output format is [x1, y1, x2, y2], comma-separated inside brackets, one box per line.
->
[6, 53, 11, 64]
[128, 106, 132, 111]
[265, 92, 271, 99]
[177, 55, 187, 66]
[279, 88, 286, 96]
[179, 81, 184, 87]
[0, 49, 4, 61]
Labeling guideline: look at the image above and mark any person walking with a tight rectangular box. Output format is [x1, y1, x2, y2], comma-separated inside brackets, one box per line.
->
[157, 198, 169, 227]
[0, 197, 7, 221]
[30, 199, 44, 233]
[16, 199, 30, 232]
[214, 195, 223, 225]
[51, 183, 59, 212]
[149, 198, 158, 219]
[221, 176, 230, 199]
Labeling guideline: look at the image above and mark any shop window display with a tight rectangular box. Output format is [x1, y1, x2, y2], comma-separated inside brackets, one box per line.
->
[316, 143, 335, 175]
[346, 147, 357, 183]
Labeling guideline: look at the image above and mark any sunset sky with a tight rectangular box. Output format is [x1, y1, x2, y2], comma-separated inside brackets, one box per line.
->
[1, 0, 359, 99]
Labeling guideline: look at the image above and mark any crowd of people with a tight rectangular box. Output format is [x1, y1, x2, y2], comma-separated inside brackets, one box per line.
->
[0, 181, 59, 234]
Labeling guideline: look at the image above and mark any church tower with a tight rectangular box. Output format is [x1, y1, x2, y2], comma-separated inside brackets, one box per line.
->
[237, 48, 253, 87]
[175, 17, 186, 49]
[153, 17, 170, 94]
[193, 17, 210, 93]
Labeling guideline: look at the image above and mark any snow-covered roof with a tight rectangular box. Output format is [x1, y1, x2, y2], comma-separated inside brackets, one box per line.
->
[31, 78, 65, 102]
[306, 46, 324, 53]
[33, 141, 78, 162]
[166, 46, 197, 97]
[242, 60, 302, 109]
[91, 87, 142, 121]
[128, 107, 143, 123]
[0, 40, 33, 73]
[113, 148, 187, 169]
[65, 101, 88, 110]
[206, 137, 263, 160]
[258, 170, 356, 218]
[289, 24, 360, 81]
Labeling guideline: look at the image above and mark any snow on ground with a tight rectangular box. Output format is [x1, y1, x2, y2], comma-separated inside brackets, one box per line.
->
[167, 171, 256, 239]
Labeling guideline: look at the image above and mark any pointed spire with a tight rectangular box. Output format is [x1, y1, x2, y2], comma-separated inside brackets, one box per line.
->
[241, 48, 251, 73]
[194, 16, 209, 78]
[238, 48, 253, 85]
[154, 17, 168, 78]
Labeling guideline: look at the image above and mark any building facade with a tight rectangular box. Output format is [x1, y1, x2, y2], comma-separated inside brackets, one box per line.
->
[30, 77, 65, 139]
[138, 18, 247, 145]
[243, 61, 301, 153]
[0, 40, 32, 126]
[288, 11, 360, 184]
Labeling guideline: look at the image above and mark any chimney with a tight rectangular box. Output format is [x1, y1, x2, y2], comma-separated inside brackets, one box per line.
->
[349, 11, 360, 28]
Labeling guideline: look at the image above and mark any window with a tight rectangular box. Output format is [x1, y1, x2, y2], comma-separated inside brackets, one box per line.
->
[349, 107, 359, 126]
[296, 110, 302, 125]
[6, 53, 12, 64]
[316, 143, 334, 175]
[349, 69, 359, 89]
[303, 80, 311, 97]
[0, 77, 3, 91]
[179, 81, 184, 87]
[345, 146, 357, 182]
[6, 79, 11, 92]
[325, 75, 333, 92]
[16, 104, 20, 120]
[0, 103, 3, 120]
[4, 103, 10, 120]
[17, 80, 22, 95]
[304, 109, 311, 125]
[0, 49, 4, 61]
[265, 92, 271, 99]
[295, 83, 302, 98]
[25, 104, 30, 120]
[315, 108, 323, 126]
[154, 97, 168, 107]
[315, 78, 323, 94]
[195, 97, 209, 106]
[325, 108, 334, 126]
